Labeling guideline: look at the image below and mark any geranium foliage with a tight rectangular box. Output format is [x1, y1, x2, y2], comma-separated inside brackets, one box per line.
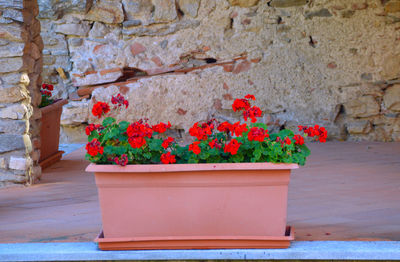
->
[85, 94, 327, 166]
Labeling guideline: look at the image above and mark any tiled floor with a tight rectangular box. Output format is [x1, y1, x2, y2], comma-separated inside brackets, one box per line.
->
[0, 142, 399, 243]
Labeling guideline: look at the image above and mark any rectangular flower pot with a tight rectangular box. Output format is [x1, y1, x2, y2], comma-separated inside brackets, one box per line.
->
[86, 162, 298, 250]
[39, 99, 68, 169]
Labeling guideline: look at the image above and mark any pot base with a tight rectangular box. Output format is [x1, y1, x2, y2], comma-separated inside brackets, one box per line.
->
[39, 151, 64, 170]
[95, 226, 294, 250]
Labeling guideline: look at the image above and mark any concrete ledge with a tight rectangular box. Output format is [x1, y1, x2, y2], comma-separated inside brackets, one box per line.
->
[1, 241, 400, 261]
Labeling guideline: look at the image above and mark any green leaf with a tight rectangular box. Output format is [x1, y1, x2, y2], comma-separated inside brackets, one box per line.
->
[118, 121, 130, 131]
[149, 139, 162, 151]
[102, 117, 116, 127]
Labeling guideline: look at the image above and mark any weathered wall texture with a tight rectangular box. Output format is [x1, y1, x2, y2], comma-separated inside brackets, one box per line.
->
[37, 0, 400, 142]
[0, 0, 43, 187]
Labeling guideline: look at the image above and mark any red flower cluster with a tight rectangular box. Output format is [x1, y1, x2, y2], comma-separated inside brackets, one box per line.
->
[86, 139, 104, 156]
[111, 94, 129, 108]
[243, 106, 262, 123]
[152, 121, 172, 133]
[160, 152, 176, 164]
[224, 139, 241, 155]
[293, 134, 304, 145]
[92, 101, 110, 118]
[217, 121, 232, 133]
[42, 83, 54, 91]
[216, 121, 247, 137]
[247, 127, 269, 142]
[232, 98, 250, 112]
[298, 125, 327, 143]
[189, 141, 201, 155]
[126, 120, 153, 148]
[162, 137, 174, 149]
[85, 123, 104, 135]
[189, 122, 213, 140]
[114, 154, 128, 166]
[40, 89, 52, 96]
[231, 122, 248, 136]
[276, 136, 292, 147]
[232, 95, 262, 123]
[209, 138, 221, 149]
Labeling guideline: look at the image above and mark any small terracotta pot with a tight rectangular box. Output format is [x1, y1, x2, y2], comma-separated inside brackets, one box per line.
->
[39, 99, 68, 169]
[86, 162, 298, 250]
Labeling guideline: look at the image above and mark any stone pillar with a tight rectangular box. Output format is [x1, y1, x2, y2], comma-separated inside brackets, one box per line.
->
[0, 0, 42, 187]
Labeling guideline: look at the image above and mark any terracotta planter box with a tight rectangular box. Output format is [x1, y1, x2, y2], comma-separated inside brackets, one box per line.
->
[39, 99, 68, 169]
[86, 162, 298, 250]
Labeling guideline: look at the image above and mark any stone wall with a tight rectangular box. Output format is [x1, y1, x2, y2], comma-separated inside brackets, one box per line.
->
[0, 0, 43, 187]
[37, 0, 400, 142]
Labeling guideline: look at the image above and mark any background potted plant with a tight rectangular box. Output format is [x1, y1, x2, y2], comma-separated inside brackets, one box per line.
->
[39, 84, 68, 169]
[85, 93, 327, 250]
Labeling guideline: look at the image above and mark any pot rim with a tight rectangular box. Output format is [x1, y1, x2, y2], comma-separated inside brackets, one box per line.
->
[86, 162, 299, 173]
[39, 99, 68, 114]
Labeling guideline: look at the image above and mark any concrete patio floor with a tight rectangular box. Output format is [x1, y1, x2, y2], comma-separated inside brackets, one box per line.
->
[0, 141, 399, 243]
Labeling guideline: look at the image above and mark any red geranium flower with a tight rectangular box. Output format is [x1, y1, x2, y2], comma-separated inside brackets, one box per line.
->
[224, 139, 241, 155]
[92, 101, 110, 118]
[217, 121, 232, 133]
[160, 152, 176, 164]
[126, 121, 153, 148]
[114, 154, 128, 166]
[111, 94, 129, 108]
[189, 141, 201, 155]
[247, 127, 269, 142]
[189, 122, 212, 141]
[284, 137, 292, 145]
[232, 98, 251, 112]
[243, 106, 262, 123]
[244, 94, 255, 100]
[42, 83, 54, 91]
[152, 121, 172, 133]
[231, 122, 248, 137]
[162, 137, 174, 149]
[85, 138, 104, 156]
[293, 134, 304, 145]
[209, 138, 221, 149]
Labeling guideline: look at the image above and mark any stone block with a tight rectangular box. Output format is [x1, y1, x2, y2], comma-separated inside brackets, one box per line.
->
[71, 68, 122, 86]
[305, 9, 332, 19]
[344, 96, 380, 118]
[0, 158, 6, 169]
[177, 0, 201, 17]
[122, 0, 153, 25]
[55, 22, 91, 36]
[385, 0, 400, 13]
[9, 156, 32, 171]
[269, 0, 307, 8]
[86, 0, 124, 24]
[0, 171, 26, 183]
[0, 85, 26, 103]
[383, 84, 400, 112]
[38, 0, 87, 19]
[89, 22, 109, 38]
[152, 0, 177, 22]
[61, 100, 89, 125]
[0, 134, 27, 153]
[0, 119, 27, 134]
[228, 0, 259, 7]
[0, 103, 28, 120]
[2, 9, 23, 22]
[347, 120, 372, 134]
[0, 24, 22, 42]
[0, 0, 23, 9]
[68, 38, 83, 47]
[0, 57, 23, 73]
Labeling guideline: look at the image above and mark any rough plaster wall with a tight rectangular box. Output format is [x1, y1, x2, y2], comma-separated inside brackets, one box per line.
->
[0, 0, 43, 187]
[37, 0, 400, 142]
